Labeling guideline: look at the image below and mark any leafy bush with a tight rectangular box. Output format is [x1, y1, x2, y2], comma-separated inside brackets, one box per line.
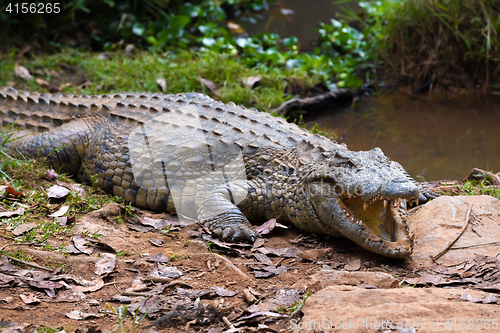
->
[344, 0, 500, 92]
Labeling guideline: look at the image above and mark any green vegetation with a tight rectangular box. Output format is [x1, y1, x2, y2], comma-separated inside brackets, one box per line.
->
[343, 0, 500, 93]
[459, 180, 500, 200]
[0, 133, 122, 259]
[106, 303, 154, 333]
[279, 291, 313, 318]
[2, 0, 498, 94]
[0, 49, 323, 111]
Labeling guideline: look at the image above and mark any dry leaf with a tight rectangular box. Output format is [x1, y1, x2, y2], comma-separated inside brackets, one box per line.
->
[253, 253, 273, 265]
[211, 286, 237, 297]
[48, 205, 69, 217]
[345, 258, 362, 271]
[47, 185, 70, 198]
[57, 181, 85, 198]
[14, 64, 32, 80]
[95, 253, 116, 275]
[66, 310, 103, 320]
[0, 186, 25, 197]
[0, 273, 15, 285]
[20, 293, 40, 304]
[140, 216, 171, 230]
[242, 76, 262, 88]
[145, 253, 169, 263]
[198, 77, 221, 97]
[57, 83, 72, 91]
[227, 21, 245, 34]
[42, 169, 57, 181]
[12, 222, 37, 236]
[72, 235, 93, 255]
[71, 278, 104, 293]
[0, 207, 25, 218]
[125, 44, 135, 53]
[48, 289, 86, 302]
[255, 216, 279, 235]
[156, 78, 167, 92]
[147, 263, 183, 279]
[35, 78, 49, 88]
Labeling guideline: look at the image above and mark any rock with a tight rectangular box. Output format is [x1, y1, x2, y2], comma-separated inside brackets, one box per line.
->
[293, 270, 399, 290]
[409, 195, 500, 267]
[298, 286, 500, 332]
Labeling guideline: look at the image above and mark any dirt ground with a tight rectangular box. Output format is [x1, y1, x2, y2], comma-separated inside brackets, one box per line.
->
[0, 200, 425, 332]
[1, 178, 500, 332]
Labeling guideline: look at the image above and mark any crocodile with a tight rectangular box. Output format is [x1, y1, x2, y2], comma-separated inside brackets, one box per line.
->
[0, 86, 430, 258]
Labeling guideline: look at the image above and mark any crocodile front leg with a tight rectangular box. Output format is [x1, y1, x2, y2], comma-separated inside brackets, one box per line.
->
[197, 180, 257, 242]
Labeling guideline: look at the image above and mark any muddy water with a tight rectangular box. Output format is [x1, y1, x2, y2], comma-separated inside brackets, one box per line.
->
[305, 92, 500, 181]
[239, 0, 356, 50]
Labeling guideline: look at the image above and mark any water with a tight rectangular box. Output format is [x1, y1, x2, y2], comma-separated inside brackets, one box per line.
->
[238, 1, 500, 181]
[305, 92, 500, 181]
[239, 0, 357, 50]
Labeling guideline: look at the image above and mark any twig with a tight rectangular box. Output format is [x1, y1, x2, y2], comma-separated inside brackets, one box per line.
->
[5, 255, 53, 272]
[121, 291, 155, 297]
[113, 282, 122, 294]
[222, 316, 235, 329]
[451, 241, 500, 250]
[0, 242, 36, 252]
[192, 253, 250, 280]
[431, 203, 473, 262]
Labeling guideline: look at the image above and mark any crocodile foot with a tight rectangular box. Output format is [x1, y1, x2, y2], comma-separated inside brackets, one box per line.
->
[415, 189, 441, 206]
[202, 210, 257, 243]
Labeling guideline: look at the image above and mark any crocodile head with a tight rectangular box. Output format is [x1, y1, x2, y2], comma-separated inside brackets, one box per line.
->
[305, 147, 419, 258]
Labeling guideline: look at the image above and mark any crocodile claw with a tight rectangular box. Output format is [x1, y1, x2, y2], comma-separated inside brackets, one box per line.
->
[203, 211, 257, 243]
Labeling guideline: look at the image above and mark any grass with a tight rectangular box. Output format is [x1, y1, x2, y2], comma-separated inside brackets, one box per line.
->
[0, 49, 322, 112]
[279, 291, 313, 318]
[0, 137, 123, 263]
[106, 302, 158, 333]
[347, 0, 500, 93]
[458, 180, 500, 200]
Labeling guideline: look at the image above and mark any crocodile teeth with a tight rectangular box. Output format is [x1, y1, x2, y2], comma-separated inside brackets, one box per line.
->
[383, 200, 388, 208]
[363, 202, 368, 211]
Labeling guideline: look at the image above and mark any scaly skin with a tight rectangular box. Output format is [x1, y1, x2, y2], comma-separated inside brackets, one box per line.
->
[0, 87, 430, 258]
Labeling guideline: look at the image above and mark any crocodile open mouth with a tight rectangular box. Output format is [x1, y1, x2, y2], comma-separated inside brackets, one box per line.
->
[339, 195, 415, 244]
[338, 195, 417, 257]
[309, 181, 417, 258]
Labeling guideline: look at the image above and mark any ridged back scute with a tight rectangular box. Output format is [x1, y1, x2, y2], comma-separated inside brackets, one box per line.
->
[0, 87, 337, 155]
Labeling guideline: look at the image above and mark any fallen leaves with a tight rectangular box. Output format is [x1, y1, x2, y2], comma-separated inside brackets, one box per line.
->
[198, 76, 221, 97]
[95, 253, 116, 275]
[0, 186, 25, 198]
[11, 223, 37, 236]
[72, 235, 93, 255]
[48, 205, 69, 217]
[35, 78, 49, 88]
[20, 293, 40, 304]
[242, 75, 262, 88]
[46, 185, 70, 199]
[0, 207, 25, 218]
[14, 64, 32, 80]
[66, 310, 103, 320]
[156, 78, 167, 92]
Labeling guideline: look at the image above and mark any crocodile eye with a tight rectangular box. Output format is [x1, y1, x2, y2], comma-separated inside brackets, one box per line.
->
[329, 158, 356, 168]
[339, 161, 356, 168]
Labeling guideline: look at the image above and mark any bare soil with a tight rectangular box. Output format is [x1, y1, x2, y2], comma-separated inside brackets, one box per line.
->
[0, 200, 423, 332]
[1, 171, 500, 332]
